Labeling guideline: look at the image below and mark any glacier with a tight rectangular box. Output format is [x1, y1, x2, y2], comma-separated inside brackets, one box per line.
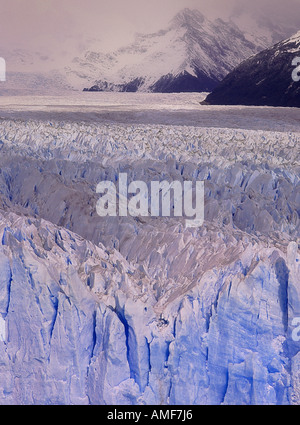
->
[0, 107, 299, 405]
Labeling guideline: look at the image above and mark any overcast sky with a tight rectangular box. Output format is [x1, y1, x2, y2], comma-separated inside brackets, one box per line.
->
[0, 0, 232, 52]
[1, 0, 300, 58]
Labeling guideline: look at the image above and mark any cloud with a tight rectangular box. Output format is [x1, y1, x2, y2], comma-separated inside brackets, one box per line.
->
[1, 0, 300, 63]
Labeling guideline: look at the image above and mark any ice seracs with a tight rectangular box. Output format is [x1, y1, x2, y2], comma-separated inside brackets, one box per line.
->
[0, 115, 299, 404]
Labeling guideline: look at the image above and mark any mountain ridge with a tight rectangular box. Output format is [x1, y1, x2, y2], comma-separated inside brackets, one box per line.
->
[203, 30, 300, 107]
[77, 8, 295, 93]
[2, 7, 300, 95]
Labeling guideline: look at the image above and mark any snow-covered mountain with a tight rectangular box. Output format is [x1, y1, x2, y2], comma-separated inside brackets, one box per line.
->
[0, 47, 75, 96]
[70, 8, 300, 93]
[2, 7, 300, 95]
[204, 30, 300, 107]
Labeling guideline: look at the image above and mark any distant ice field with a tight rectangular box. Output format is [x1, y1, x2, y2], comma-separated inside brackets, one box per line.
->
[0, 92, 299, 132]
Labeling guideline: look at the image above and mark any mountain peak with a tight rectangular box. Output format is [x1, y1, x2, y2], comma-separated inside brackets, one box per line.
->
[171, 8, 205, 28]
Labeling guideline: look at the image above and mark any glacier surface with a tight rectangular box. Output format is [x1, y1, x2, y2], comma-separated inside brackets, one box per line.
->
[0, 104, 299, 405]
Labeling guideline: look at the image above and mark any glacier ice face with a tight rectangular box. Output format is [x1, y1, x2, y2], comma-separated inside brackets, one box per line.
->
[0, 118, 299, 405]
[0, 212, 299, 405]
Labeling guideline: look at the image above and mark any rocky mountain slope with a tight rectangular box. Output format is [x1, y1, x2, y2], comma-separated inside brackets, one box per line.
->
[204, 31, 300, 107]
